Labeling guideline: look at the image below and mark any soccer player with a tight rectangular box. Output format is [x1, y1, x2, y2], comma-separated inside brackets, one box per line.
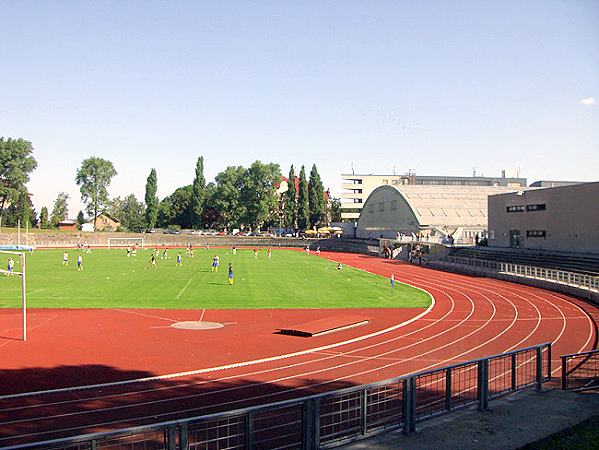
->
[77, 255, 83, 271]
[212, 255, 220, 272]
[253, 247, 258, 259]
[228, 263, 234, 285]
[337, 262, 343, 270]
[189, 246, 194, 258]
[63, 251, 69, 267]
[316, 246, 321, 256]
[162, 249, 168, 260]
[126, 246, 131, 257]
[176, 252, 182, 266]
[149, 253, 157, 269]
[232, 244, 237, 255]
[267, 247, 272, 260]
[6, 258, 14, 275]
[305, 245, 310, 255]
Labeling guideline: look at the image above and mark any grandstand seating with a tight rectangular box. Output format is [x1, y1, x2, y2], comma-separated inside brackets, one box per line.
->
[448, 246, 599, 276]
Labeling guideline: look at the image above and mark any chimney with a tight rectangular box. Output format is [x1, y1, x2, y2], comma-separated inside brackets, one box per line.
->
[501, 170, 506, 179]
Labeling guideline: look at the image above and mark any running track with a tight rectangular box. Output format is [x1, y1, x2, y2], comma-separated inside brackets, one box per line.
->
[0, 251, 597, 447]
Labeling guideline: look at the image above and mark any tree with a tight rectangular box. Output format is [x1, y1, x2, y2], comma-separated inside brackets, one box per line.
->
[241, 161, 281, 230]
[157, 185, 192, 228]
[213, 166, 247, 229]
[308, 164, 325, 228]
[4, 188, 34, 227]
[329, 196, 342, 223]
[144, 168, 158, 230]
[284, 165, 297, 228]
[188, 156, 206, 229]
[107, 196, 125, 221]
[39, 206, 49, 228]
[0, 137, 38, 217]
[76, 210, 85, 227]
[201, 182, 219, 228]
[297, 165, 309, 230]
[120, 194, 146, 232]
[75, 157, 117, 228]
[50, 192, 69, 227]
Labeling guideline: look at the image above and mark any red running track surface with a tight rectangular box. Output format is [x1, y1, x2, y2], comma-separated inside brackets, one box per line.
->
[0, 251, 597, 446]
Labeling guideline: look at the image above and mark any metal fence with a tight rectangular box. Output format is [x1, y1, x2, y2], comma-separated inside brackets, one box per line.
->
[433, 256, 599, 293]
[5, 343, 551, 450]
[561, 349, 599, 392]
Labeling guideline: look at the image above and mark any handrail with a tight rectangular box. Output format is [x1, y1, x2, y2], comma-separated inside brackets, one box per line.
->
[3, 342, 552, 450]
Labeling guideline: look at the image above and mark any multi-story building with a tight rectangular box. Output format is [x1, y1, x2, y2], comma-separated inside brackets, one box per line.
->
[340, 173, 527, 221]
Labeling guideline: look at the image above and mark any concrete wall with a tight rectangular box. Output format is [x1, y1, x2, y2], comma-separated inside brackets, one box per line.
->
[488, 182, 599, 254]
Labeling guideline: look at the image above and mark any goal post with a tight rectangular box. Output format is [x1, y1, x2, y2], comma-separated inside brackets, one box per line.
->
[0, 250, 27, 341]
[107, 237, 145, 250]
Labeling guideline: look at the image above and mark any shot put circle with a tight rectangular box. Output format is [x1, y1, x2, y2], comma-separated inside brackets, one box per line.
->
[170, 321, 224, 330]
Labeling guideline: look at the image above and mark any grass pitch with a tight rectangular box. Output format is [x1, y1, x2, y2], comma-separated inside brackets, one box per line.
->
[0, 249, 431, 309]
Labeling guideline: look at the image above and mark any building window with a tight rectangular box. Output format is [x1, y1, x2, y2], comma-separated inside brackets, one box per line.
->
[526, 204, 546, 211]
[526, 230, 546, 238]
[506, 205, 524, 213]
[379, 202, 385, 212]
[390, 200, 397, 211]
[382, 179, 389, 184]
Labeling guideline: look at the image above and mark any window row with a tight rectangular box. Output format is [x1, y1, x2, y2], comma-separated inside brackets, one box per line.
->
[526, 230, 546, 238]
[506, 203, 546, 213]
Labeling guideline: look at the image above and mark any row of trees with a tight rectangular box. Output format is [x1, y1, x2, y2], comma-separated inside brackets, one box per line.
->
[1, 136, 340, 232]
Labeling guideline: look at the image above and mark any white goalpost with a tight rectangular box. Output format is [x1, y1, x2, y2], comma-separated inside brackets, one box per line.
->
[0, 250, 27, 341]
[107, 237, 145, 250]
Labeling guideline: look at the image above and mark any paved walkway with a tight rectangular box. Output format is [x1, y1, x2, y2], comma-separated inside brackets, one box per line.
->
[342, 389, 599, 450]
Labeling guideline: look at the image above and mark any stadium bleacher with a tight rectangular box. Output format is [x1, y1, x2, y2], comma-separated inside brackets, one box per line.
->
[448, 246, 599, 276]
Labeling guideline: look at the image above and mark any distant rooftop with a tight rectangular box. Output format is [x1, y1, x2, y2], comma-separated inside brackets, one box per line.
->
[529, 180, 584, 188]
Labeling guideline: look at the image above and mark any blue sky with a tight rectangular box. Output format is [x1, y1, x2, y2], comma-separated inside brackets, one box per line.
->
[1, 1, 598, 216]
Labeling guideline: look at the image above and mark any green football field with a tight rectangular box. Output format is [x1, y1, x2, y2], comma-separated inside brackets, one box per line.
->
[0, 249, 431, 309]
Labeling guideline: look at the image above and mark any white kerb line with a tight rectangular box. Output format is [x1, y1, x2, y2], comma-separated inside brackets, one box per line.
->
[199, 309, 206, 323]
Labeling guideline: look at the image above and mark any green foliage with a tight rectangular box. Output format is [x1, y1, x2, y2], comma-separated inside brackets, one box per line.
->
[144, 168, 158, 229]
[241, 161, 281, 229]
[297, 165, 309, 230]
[3, 188, 34, 227]
[329, 196, 342, 222]
[0, 249, 432, 309]
[75, 157, 117, 226]
[188, 156, 206, 229]
[0, 137, 38, 214]
[284, 165, 297, 228]
[120, 194, 146, 232]
[201, 182, 219, 228]
[308, 164, 325, 227]
[213, 166, 247, 229]
[157, 185, 192, 228]
[39, 207, 49, 229]
[76, 210, 85, 226]
[50, 192, 69, 226]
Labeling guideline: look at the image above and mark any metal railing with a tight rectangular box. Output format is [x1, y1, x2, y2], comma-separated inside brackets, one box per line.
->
[561, 349, 599, 392]
[433, 256, 599, 293]
[5, 343, 551, 450]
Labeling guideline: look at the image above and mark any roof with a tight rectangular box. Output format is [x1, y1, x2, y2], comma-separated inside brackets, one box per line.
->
[365, 185, 523, 228]
[95, 213, 120, 223]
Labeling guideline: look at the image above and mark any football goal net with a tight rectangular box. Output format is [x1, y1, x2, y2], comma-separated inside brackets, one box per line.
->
[0, 250, 27, 341]
[107, 237, 145, 250]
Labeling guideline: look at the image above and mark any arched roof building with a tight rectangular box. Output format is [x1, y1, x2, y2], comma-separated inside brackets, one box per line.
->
[356, 185, 521, 240]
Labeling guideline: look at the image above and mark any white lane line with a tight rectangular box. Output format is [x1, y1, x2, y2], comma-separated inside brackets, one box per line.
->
[176, 278, 193, 300]
[112, 309, 178, 323]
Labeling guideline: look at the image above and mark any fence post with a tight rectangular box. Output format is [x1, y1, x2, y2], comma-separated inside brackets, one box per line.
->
[478, 360, 489, 411]
[445, 368, 452, 411]
[179, 423, 189, 450]
[245, 412, 254, 449]
[536, 347, 543, 391]
[360, 388, 368, 436]
[166, 425, 178, 450]
[546, 344, 552, 381]
[402, 377, 416, 435]
[561, 356, 568, 390]
[304, 397, 320, 449]
[511, 353, 517, 390]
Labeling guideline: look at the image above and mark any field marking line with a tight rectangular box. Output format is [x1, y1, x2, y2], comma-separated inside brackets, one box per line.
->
[112, 309, 177, 323]
[198, 309, 206, 322]
[176, 278, 193, 299]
